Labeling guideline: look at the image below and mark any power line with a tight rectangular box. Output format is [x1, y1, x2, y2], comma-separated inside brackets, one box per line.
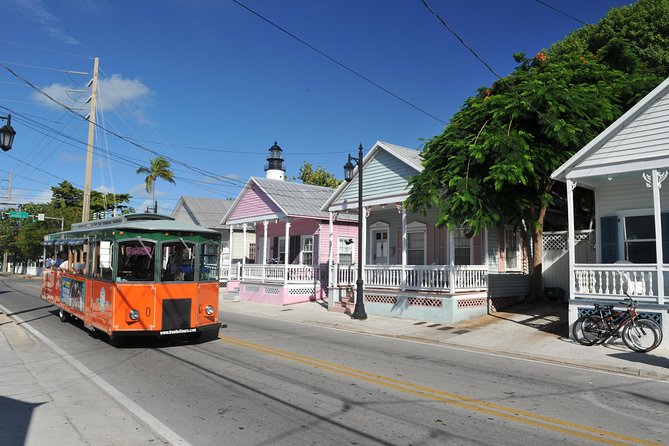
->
[0, 39, 93, 60]
[231, 0, 447, 125]
[534, 0, 588, 26]
[0, 59, 88, 75]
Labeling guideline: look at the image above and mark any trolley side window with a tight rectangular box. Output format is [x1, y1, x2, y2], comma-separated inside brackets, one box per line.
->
[92, 240, 114, 281]
[161, 241, 195, 282]
[117, 239, 156, 282]
[199, 241, 219, 282]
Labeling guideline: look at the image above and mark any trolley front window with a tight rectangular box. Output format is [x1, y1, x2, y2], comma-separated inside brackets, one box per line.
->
[200, 241, 219, 281]
[117, 239, 156, 282]
[161, 240, 195, 282]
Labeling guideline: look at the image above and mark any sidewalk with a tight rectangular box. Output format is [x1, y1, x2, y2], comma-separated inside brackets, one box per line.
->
[219, 291, 669, 381]
[0, 310, 162, 446]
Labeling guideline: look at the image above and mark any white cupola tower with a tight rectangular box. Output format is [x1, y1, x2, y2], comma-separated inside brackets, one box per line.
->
[264, 141, 286, 180]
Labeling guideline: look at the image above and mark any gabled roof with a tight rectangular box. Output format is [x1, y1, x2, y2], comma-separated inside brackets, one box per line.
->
[552, 76, 669, 182]
[322, 140, 422, 211]
[171, 196, 234, 228]
[223, 177, 352, 225]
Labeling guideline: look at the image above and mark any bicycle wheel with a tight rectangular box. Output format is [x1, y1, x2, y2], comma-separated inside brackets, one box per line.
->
[572, 315, 604, 346]
[622, 319, 661, 353]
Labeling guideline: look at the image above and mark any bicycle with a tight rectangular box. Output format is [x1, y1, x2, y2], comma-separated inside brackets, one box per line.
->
[572, 295, 663, 353]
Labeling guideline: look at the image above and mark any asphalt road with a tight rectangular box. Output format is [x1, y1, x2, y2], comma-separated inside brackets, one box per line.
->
[1, 276, 667, 446]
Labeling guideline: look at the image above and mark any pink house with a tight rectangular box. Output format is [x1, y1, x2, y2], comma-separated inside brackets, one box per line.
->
[221, 143, 356, 305]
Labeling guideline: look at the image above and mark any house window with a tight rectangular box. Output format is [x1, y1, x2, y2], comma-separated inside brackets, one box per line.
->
[301, 236, 314, 265]
[407, 232, 426, 265]
[454, 228, 472, 265]
[504, 227, 520, 271]
[624, 215, 656, 263]
[248, 243, 256, 263]
[338, 238, 353, 265]
[277, 237, 285, 263]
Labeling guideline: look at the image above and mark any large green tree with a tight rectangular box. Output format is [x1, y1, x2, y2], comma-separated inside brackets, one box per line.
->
[294, 161, 342, 188]
[406, 0, 667, 299]
[136, 156, 176, 212]
[1, 181, 132, 264]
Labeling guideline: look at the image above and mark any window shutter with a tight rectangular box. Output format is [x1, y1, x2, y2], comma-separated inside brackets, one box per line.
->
[662, 213, 669, 262]
[272, 237, 279, 262]
[289, 236, 300, 264]
[600, 216, 618, 263]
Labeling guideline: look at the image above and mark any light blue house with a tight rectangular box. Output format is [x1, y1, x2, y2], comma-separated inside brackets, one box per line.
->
[322, 141, 532, 324]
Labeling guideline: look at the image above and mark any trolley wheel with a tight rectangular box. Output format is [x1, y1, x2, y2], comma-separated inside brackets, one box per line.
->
[59, 308, 71, 323]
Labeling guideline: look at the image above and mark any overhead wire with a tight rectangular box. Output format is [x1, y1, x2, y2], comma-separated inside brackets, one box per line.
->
[533, 0, 589, 26]
[231, 0, 447, 125]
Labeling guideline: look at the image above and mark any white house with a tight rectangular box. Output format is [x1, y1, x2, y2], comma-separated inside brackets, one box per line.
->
[552, 76, 669, 338]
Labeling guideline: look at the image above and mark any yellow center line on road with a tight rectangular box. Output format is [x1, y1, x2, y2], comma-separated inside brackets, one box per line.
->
[219, 335, 660, 446]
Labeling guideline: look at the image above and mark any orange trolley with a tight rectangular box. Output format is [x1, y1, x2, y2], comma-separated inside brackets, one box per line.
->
[40, 213, 222, 344]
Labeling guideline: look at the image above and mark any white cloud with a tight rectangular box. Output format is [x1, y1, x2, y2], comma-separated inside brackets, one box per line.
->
[10, 0, 80, 45]
[33, 74, 151, 115]
[31, 189, 53, 204]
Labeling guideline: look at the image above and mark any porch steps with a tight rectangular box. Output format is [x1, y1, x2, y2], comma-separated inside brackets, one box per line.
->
[330, 297, 354, 314]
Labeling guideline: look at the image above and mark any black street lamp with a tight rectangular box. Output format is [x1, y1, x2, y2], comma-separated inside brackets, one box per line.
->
[0, 114, 17, 152]
[344, 143, 367, 320]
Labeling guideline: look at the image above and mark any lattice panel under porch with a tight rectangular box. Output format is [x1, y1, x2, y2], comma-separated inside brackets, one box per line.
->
[288, 287, 316, 295]
[406, 297, 442, 307]
[364, 295, 397, 304]
[264, 287, 280, 295]
[489, 295, 524, 312]
[457, 297, 486, 308]
[244, 284, 260, 293]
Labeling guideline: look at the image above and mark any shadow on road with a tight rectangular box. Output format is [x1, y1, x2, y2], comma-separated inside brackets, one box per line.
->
[607, 351, 669, 369]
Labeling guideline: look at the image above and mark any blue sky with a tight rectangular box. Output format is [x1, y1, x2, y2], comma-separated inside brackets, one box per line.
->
[1, 0, 633, 214]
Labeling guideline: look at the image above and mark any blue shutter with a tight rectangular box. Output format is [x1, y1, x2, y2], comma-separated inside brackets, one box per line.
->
[662, 213, 669, 263]
[600, 216, 618, 263]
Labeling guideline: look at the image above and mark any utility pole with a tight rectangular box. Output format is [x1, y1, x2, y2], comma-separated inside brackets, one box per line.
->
[81, 57, 99, 223]
[2, 170, 11, 272]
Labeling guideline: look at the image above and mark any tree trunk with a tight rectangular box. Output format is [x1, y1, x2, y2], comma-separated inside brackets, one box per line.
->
[530, 203, 548, 301]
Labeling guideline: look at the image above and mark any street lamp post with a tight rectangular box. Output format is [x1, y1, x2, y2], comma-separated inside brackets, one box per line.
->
[344, 144, 367, 320]
[0, 114, 17, 151]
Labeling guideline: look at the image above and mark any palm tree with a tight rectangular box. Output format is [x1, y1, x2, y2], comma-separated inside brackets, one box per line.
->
[136, 156, 175, 213]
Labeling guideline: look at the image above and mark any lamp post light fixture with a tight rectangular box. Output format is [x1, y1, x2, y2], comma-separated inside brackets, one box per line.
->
[0, 114, 17, 151]
[343, 143, 367, 320]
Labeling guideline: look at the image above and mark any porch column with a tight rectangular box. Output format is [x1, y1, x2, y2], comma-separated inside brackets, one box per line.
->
[651, 169, 665, 304]
[361, 208, 367, 288]
[228, 224, 234, 277]
[284, 218, 291, 285]
[448, 229, 455, 294]
[262, 220, 268, 265]
[242, 223, 248, 267]
[566, 179, 576, 300]
[401, 205, 407, 290]
[328, 212, 334, 287]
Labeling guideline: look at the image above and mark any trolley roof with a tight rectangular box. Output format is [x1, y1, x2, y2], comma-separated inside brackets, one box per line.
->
[45, 213, 219, 241]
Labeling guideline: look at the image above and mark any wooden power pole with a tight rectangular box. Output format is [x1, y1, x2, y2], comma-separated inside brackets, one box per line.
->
[81, 57, 99, 222]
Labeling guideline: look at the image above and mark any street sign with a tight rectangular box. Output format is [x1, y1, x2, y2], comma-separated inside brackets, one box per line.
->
[9, 211, 29, 219]
[38, 213, 45, 221]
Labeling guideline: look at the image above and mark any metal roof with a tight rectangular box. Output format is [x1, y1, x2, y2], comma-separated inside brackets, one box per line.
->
[251, 177, 336, 219]
[171, 196, 234, 228]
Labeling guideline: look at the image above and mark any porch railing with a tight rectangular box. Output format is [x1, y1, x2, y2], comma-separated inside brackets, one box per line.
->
[573, 263, 661, 303]
[334, 264, 487, 293]
[241, 264, 320, 284]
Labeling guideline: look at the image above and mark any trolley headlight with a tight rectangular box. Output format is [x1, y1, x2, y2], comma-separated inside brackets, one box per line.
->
[129, 309, 140, 320]
[205, 305, 215, 315]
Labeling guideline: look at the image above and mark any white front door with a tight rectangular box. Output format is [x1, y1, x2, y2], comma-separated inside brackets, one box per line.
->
[372, 230, 389, 265]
